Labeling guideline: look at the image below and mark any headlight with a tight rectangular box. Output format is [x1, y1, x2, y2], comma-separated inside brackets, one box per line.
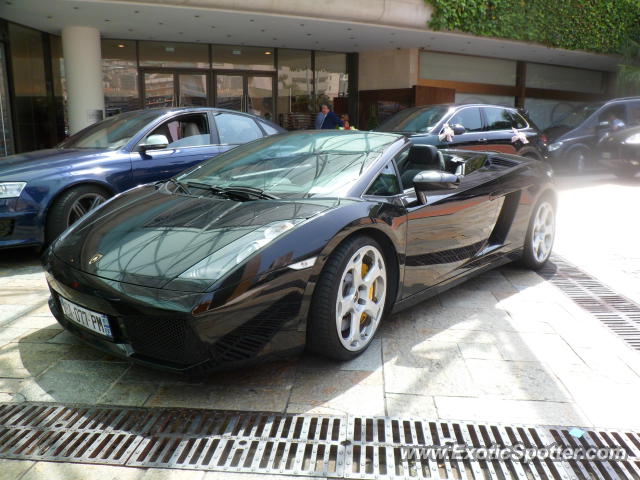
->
[548, 142, 563, 152]
[179, 219, 303, 280]
[0, 182, 26, 199]
[625, 133, 640, 145]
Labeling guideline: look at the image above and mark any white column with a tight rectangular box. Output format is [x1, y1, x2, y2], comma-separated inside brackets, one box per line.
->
[61, 26, 104, 134]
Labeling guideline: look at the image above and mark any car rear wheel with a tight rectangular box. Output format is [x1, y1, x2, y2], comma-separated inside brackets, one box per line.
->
[520, 198, 555, 270]
[46, 185, 109, 244]
[307, 235, 388, 360]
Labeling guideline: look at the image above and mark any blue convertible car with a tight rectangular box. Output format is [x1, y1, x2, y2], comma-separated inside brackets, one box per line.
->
[0, 107, 283, 249]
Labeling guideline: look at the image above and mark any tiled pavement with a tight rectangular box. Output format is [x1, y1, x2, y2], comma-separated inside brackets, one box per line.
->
[1, 173, 640, 479]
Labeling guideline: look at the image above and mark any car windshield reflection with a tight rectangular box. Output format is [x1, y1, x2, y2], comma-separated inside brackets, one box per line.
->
[177, 131, 400, 199]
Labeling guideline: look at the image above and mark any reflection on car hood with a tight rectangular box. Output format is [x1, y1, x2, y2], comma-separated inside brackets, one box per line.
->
[53, 186, 338, 289]
[0, 148, 110, 178]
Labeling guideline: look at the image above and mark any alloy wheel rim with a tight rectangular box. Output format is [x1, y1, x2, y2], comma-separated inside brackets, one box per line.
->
[335, 245, 387, 351]
[532, 201, 554, 263]
[67, 193, 106, 227]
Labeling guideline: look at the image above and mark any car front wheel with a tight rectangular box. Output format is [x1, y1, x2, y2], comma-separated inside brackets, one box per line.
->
[307, 235, 388, 360]
[521, 198, 555, 270]
[46, 185, 109, 244]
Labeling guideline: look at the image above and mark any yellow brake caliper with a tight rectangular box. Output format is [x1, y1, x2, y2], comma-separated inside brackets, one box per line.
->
[360, 261, 374, 325]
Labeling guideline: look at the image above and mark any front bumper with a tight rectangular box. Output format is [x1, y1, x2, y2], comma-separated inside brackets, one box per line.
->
[43, 251, 308, 374]
[0, 199, 42, 248]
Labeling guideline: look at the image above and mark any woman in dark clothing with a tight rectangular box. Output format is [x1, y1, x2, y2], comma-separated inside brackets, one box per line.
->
[317, 103, 343, 129]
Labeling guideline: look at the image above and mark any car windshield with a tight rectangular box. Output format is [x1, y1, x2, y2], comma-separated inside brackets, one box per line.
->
[177, 131, 400, 199]
[58, 110, 162, 150]
[555, 103, 601, 129]
[376, 106, 449, 133]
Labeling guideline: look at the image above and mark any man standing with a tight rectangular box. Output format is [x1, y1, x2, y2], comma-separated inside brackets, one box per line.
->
[315, 103, 343, 129]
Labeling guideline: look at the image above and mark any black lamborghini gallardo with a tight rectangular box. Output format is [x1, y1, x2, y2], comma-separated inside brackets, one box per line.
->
[43, 131, 556, 373]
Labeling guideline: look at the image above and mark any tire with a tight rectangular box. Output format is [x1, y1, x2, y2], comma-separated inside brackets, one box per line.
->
[46, 185, 109, 244]
[307, 235, 389, 360]
[520, 197, 556, 270]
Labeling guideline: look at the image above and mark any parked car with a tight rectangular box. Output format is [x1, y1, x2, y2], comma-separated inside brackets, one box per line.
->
[43, 131, 556, 373]
[545, 97, 640, 172]
[0, 107, 284, 249]
[598, 125, 640, 178]
[376, 103, 548, 160]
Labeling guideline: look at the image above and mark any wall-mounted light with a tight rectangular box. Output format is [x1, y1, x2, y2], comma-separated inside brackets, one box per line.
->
[264, 51, 272, 55]
[117, 44, 125, 48]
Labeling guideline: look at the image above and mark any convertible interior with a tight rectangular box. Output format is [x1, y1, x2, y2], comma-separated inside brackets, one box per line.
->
[397, 144, 469, 189]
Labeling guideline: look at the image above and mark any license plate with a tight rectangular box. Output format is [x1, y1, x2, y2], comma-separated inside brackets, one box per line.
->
[59, 296, 113, 339]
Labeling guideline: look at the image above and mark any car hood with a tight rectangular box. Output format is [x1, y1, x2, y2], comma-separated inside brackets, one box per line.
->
[0, 148, 110, 178]
[52, 185, 339, 290]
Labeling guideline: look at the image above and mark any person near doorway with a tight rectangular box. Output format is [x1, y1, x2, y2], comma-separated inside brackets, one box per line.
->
[340, 114, 356, 130]
[315, 103, 343, 129]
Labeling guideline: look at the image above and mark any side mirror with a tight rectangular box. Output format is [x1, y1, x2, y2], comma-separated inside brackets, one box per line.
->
[139, 134, 169, 153]
[413, 170, 460, 204]
[451, 123, 466, 135]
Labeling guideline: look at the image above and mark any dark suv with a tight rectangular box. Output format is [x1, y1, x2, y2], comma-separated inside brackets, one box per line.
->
[376, 104, 548, 161]
[545, 97, 640, 172]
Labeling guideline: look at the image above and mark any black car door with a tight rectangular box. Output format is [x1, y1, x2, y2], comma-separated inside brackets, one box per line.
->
[437, 106, 488, 150]
[399, 149, 504, 298]
[480, 106, 520, 155]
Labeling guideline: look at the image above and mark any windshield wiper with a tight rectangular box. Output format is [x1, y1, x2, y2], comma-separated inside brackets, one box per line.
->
[222, 186, 279, 200]
[184, 182, 278, 200]
[163, 178, 191, 195]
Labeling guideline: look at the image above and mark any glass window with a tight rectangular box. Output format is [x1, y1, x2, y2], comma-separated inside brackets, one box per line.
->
[455, 92, 514, 107]
[259, 121, 280, 136]
[0, 43, 14, 156]
[483, 107, 513, 131]
[526, 63, 603, 94]
[278, 49, 313, 121]
[102, 40, 139, 116]
[464, 154, 489, 175]
[509, 112, 528, 129]
[628, 102, 640, 127]
[49, 36, 67, 141]
[449, 107, 483, 132]
[420, 51, 516, 86]
[8, 23, 49, 152]
[523, 98, 593, 131]
[212, 45, 274, 71]
[376, 106, 449, 133]
[59, 110, 162, 150]
[366, 163, 400, 196]
[144, 113, 210, 148]
[139, 41, 209, 68]
[215, 113, 262, 144]
[315, 52, 348, 108]
[178, 131, 397, 199]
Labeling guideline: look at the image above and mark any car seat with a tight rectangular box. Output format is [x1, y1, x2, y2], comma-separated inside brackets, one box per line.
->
[400, 145, 446, 188]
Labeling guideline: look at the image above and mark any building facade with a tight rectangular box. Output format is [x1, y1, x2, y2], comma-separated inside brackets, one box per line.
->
[0, 0, 619, 155]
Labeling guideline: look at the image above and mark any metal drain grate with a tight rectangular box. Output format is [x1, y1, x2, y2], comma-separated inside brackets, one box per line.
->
[2, 402, 640, 479]
[540, 256, 640, 350]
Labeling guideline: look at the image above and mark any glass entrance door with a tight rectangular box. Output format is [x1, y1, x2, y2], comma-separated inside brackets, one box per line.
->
[144, 72, 174, 108]
[247, 74, 274, 121]
[215, 74, 243, 111]
[215, 72, 274, 120]
[143, 71, 210, 108]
